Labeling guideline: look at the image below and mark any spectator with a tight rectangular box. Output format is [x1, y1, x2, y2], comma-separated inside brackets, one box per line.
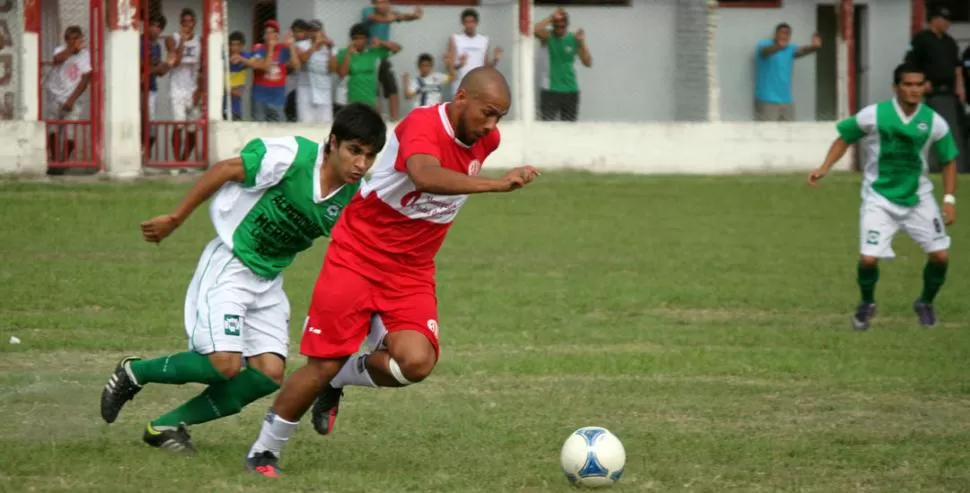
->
[361, 0, 422, 120]
[166, 8, 203, 162]
[284, 19, 311, 122]
[226, 31, 249, 121]
[402, 52, 455, 109]
[448, 8, 502, 87]
[293, 19, 336, 124]
[907, 6, 966, 173]
[46, 25, 91, 174]
[753, 23, 820, 122]
[248, 20, 301, 122]
[142, 15, 169, 154]
[534, 8, 592, 122]
[337, 23, 401, 110]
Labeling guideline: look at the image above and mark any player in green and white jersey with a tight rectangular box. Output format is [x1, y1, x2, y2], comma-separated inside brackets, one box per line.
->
[808, 63, 958, 330]
[99, 103, 386, 454]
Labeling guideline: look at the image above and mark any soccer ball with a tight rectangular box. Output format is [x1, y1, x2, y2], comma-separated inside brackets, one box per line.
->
[560, 426, 626, 488]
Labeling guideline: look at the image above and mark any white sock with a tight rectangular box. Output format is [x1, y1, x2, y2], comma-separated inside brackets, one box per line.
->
[248, 408, 298, 459]
[330, 353, 377, 389]
[365, 314, 389, 351]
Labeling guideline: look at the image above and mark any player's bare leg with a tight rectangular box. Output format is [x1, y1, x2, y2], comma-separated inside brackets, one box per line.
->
[313, 329, 436, 435]
[853, 255, 880, 330]
[914, 249, 948, 328]
[246, 356, 347, 477]
[100, 350, 281, 455]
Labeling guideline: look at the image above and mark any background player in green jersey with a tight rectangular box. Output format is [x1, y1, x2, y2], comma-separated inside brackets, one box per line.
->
[808, 63, 958, 330]
[99, 103, 386, 454]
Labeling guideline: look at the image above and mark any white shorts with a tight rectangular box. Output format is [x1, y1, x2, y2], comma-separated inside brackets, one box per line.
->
[171, 90, 201, 129]
[296, 87, 333, 124]
[860, 193, 951, 259]
[184, 238, 290, 358]
[46, 101, 83, 140]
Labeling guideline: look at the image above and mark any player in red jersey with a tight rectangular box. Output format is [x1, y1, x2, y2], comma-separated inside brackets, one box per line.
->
[244, 67, 539, 477]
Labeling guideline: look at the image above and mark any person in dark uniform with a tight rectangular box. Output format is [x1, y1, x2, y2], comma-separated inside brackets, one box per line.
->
[906, 6, 966, 172]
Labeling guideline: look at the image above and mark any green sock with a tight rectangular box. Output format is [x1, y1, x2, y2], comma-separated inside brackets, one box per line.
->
[129, 352, 227, 386]
[152, 368, 280, 428]
[857, 262, 879, 304]
[920, 260, 948, 304]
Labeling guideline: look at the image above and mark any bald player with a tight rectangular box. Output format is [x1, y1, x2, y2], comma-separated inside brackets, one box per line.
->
[244, 67, 540, 477]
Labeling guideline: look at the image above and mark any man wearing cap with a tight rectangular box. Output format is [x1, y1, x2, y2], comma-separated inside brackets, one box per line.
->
[249, 20, 301, 122]
[906, 6, 966, 172]
[294, 19, 336, 124]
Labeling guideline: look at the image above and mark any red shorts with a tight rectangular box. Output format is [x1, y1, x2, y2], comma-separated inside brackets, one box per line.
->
[300, 255, 441, 360]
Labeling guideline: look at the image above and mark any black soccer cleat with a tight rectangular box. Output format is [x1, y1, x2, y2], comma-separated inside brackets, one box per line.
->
[851, 302, 876, 331]
[311, 384, 344, 436]
[913, 300, 938, 328]
[143, 422, 196, 455]
[245, 450, 282, 478]
[100, 356, 143, 423]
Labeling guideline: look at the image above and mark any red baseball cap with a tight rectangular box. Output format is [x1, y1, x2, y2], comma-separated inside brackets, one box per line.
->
[263, 19, 280, 31]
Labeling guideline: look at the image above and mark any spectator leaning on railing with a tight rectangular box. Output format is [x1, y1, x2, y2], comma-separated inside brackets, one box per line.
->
[293, 19, 336, 124]
[753, 23, 820, 122]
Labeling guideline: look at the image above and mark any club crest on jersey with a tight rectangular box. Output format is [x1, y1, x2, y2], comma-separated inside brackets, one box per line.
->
[427, 319, 440, 338]
[326, 204, 341, 218]
[467, 160, 482, 176]
[918, 122, 928, 132]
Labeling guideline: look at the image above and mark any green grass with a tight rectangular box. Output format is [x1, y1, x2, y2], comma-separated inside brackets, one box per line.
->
[1, 172, 969, 493]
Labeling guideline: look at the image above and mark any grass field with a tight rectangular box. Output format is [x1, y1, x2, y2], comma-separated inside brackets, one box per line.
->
[2, 172, 970, 493]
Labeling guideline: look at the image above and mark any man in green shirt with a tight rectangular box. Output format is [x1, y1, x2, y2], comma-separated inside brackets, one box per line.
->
[98, 103, 387, 455]
[337, 23, 401, 109]
[534, 7, 592, 121]
[808, 63, 959, 330]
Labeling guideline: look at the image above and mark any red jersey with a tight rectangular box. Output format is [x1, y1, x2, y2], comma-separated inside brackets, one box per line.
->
[327, 104, 501, 288]
[251, 43, 288, 88]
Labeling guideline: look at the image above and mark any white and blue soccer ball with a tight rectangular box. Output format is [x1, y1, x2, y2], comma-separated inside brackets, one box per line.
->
[560, 426, 626, 488]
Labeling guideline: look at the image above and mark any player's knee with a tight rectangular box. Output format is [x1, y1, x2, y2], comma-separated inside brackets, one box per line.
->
[929, 250, 949, 265]
[207, 352, 244, 379]
[386, 332, 437, 384]
[246, 353, 286, 385]
[859, 255, 880, 268]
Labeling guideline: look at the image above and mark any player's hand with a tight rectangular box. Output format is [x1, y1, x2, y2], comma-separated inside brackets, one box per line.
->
[807, 167, 827, 187]
[575, 29, 585, 42]
[811, 33, 822, 48]
[140, 214, 181, 243]
[493, 46, 504, 60]
[230, 54, 245, 64]
[458, 53, 468, 66]
[371, 37, 381, 48]
[943, 203, 957, 225]
[498, 166, 541, 192]
[413, 6, 423, 19]
[283, 31, 295, 46]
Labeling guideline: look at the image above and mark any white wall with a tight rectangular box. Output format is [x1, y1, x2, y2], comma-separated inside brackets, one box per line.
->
[207, 119, 846, 175]
[0, 121, 51, 173]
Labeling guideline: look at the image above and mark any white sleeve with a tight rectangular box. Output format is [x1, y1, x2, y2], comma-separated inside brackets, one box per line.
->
[931, 112, 952, 142]
[855, 104, 877, 134]
[240, 137, 299, 190]
[78, 50, 92, 74]
[52, 44, 66, 58]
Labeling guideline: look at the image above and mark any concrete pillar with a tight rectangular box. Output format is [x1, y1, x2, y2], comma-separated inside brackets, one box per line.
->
[103, 0, 142, 177]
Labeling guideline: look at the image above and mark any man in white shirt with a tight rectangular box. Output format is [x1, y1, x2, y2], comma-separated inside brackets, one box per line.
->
[447, 9, 502, 87]
[294, 19, 335, 123]
[166, 8, 203, 163]
[402, 52, 455, 109]
[45, 25, 92, 175]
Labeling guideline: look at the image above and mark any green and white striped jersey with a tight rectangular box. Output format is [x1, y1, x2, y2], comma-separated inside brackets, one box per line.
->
[208, 136, 358, 279]
[836, 99, 959, 207]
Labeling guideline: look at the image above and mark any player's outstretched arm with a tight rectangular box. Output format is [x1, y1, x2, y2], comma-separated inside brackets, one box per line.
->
[407, 155, 539, 195]
[807, 138, 849, 187]
[140, 158, 246, 243]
